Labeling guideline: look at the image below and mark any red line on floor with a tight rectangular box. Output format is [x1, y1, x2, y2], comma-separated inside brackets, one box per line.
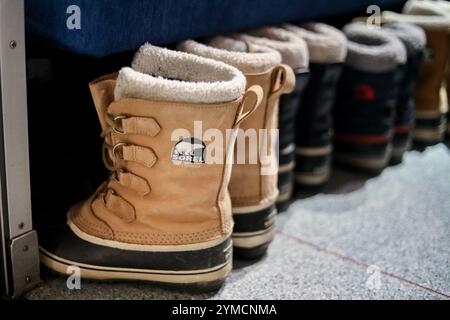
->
[277, 231, 450, 299]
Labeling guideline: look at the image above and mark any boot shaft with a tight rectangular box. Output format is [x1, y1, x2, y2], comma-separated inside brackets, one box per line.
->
[333, 23, 406, 169]
[284, 23, 347, 148]
[236, 27, 310, 155]
[284, 22, 347, 186]
[335, 23, 406, 136]
[383, 22, 426, 130]
[278, 72, 310, 161]
[297, 63, 343, 146]
[414, 29, 449, 113]
[178, 38, 295, 209]
[334, 67, 399, 136]
[72, 45, 264, 245]
[383, 10, 450, 114]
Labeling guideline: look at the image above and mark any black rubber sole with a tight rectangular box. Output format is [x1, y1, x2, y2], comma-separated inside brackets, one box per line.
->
[38, 222, 232, 292]
[232, 204, 276, 233]
[233, 243, 270, 260]
[232, 204, 276, 260]
[389, 155, 403, 166]
[276, 199, 291, 213]
[41, 263, 227, 294]
[334, 160, 385, 175]
[413, 115, 446, 146]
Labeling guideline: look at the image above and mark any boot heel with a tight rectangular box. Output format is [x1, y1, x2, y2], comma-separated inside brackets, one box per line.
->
[232, 204, 277, 260]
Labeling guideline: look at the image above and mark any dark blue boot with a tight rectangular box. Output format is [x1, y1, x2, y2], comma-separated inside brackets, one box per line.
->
[384, 23, 426, 163]
[333, 23, 407, 172]
[284, 22, 347, 187]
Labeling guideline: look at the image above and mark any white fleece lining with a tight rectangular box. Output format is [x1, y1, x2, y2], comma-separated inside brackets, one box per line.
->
[404, 0, 450, 17]
[383, 11, 450, 30]
[343, 22, 407, 73]
[283, 22, 347, 64]
[383, 22, 426, 53]
[177, 38, 281, 74]
[239, 27, 309, 70]
[115, 43, 246, 104]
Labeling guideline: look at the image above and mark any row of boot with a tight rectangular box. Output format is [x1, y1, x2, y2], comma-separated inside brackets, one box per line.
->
[39, 1, 450, 292]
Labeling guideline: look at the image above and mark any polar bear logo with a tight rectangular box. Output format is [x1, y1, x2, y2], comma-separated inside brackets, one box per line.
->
[174, 141, 205, 156]
[172, 137, 206, 164]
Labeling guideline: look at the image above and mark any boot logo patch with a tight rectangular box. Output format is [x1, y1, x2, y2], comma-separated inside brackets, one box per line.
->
[172, 137, 206, 164]
[355, 83, 375, 102]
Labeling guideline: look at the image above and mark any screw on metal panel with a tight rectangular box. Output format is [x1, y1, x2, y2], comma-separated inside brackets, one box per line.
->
[25, 276, 31, 283]
[18, 222, 25, 230]
[9, 40, 17, 49]
[23, 245, 29, 252]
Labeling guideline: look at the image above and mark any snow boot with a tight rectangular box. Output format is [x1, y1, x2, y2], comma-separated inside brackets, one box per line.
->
[383, 22, 426, 163]
[178, 38, 295, 259]
[284, 22, 347, 187]
[38, 44, 262, 291]
[384, 9, 450, 145]
[333, 23, 407, 172]
[238, 27, 310, 211]
[402, 0, 450, 140]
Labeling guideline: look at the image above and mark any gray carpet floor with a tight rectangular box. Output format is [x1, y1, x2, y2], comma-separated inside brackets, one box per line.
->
[26, 144, 450, 300]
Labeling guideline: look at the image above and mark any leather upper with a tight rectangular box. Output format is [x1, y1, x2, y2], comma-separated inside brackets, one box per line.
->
[70, 74, 262, 245]
[414, 29, 449, 113]
[229, 65, 295, 209]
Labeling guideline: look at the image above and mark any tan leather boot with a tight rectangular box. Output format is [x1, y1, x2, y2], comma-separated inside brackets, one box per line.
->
[178, 38, 295, 259]
[384, 10, 450, 145]
[237, 27, 310, 212]
[38, 44, 263, 291]
[401, 0, 450, 138]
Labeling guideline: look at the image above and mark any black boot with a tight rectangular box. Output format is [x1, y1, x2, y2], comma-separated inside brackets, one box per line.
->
[333, 23, 407, 172]
[284, 22, 347, 187]
[384, 22, 426, 163]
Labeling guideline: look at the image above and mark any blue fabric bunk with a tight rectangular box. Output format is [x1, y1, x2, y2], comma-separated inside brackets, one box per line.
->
[25, 0, 405, 57]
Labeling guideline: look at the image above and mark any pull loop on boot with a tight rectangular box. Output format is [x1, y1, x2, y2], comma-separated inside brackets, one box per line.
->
[234, 85, 264, 128]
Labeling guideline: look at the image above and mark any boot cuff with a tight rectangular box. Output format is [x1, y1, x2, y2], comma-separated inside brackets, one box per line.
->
[383, 11, 450, 30]
[343, 22, 407, 73]
[403, 0, 449, 17]
[115, 43, 246, 104]
[177, 38, 282, 74]
[383, 22, 426, 54]
[283, 22, 347, 64]
[236, 27, 309, 71]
